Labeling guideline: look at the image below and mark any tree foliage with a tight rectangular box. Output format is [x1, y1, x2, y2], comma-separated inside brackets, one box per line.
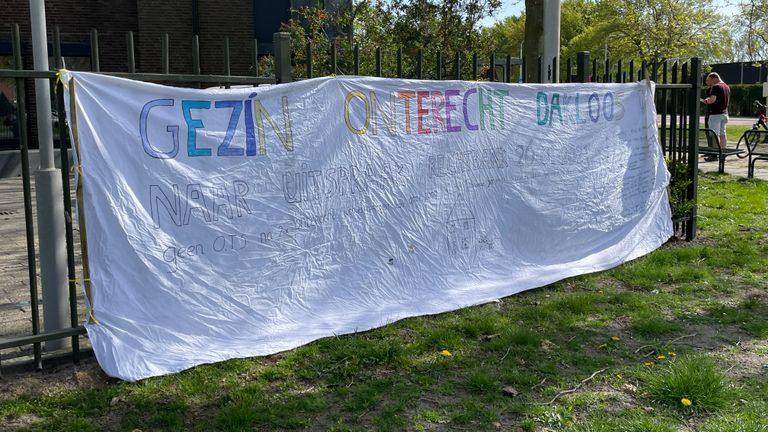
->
[484, 0, 730, 79]
[282, 0, 501, 79]
[590, 0, 731, 64]
[735, 0, 768, 61]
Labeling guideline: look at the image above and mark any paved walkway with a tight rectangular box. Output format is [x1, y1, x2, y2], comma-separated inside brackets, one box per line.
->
[698, 153, 768, 179]
[0, 175, 88, 364]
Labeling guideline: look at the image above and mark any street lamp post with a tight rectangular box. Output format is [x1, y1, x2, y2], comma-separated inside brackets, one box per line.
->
[29, 0, 69, 350]
[603, 31, 622, 81]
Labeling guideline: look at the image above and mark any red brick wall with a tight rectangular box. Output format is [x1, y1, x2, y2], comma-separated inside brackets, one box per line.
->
[198, 0, 254, 76]
[0, 1, 139, 149]
[1, 0, 139, 72]
[136, 0, 193, 74]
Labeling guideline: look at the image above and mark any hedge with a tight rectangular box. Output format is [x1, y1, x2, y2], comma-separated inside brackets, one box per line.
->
[701, 84, 764, 116]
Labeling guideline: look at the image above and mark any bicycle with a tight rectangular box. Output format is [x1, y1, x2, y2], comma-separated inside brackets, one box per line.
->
[751, 100, 768, 131]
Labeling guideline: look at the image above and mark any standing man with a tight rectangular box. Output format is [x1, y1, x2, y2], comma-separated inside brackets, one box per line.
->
[701, 72, 730, 159]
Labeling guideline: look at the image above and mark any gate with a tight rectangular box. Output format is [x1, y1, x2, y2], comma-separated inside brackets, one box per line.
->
[0, 25, 700, 375]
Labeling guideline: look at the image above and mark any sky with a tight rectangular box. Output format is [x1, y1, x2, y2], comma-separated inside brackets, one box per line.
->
[478, 0, 740, 28]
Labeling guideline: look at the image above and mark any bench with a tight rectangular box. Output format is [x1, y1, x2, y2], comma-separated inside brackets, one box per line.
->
[738, 129, 768, 178]
[699, 128, 746, 174]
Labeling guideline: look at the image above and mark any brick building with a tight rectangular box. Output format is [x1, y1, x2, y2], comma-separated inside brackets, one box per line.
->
[1, 0, 350, 74]
[0, 0, 349, 152]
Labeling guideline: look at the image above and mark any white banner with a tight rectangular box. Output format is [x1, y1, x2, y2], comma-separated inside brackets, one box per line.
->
[63, 71, 671, 381]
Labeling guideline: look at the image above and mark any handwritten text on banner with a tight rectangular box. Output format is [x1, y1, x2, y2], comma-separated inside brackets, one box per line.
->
[63, 72, 671, 382]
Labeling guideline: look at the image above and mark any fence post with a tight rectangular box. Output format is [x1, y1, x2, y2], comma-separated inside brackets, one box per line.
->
[252, 39, 259, 76]
[127, 31, 136, 73]
[161, 33, 170, 74]
[576, 51, 589, 83]
[686, 57, 702, 241]
[12, 24, 43, 369]
[54, 25, 81, 361]
[537, 55, 542, 82]
[306, 40, 313, 78]
[454, 52, 460, 80]
[397, 47, 402, 78]
[90, 29, 100, 72]
[331, 39, 337, 75]
[273, 32, 292, 84]
[417, 49, 423, 79]
[224, 36, 231, 76]
[506, 55, 512, 83]
[353, 44, 359, 75]
[192, 35, 201, 75]
[490, 53, 495, 81]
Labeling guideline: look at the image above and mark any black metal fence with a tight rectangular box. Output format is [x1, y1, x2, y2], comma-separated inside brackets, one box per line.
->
[0, 26, 700, 376]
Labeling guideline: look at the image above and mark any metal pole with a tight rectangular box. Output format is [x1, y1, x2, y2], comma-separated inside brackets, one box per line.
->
[30, 0, 69, 350]
[686, 58, 702, 241]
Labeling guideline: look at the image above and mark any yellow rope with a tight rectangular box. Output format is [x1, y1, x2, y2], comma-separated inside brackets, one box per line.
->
[88, 309, 101, 325]
[53, 69, 69, 95]
[68, 277, 90, 283]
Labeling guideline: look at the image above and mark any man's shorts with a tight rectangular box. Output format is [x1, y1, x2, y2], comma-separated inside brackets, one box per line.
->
[709, 113, 729, 137]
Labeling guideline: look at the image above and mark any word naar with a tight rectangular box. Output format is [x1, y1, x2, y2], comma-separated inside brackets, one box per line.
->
[140, 93, 293, 159]
[150, 180, 252, 229]
[536, 91, 623, 126]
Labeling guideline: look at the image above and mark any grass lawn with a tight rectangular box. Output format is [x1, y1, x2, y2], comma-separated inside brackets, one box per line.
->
[727, 125, 752, 145]
[1, 173, 767, 431]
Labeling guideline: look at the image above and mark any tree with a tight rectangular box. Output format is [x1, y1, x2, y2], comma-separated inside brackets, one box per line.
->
[590, 0, 731, 66]
[282, 0, 501, 79]
[734, 0, 768, 61]
[483, 0, 597, 81]
[523, 0, 544, 82]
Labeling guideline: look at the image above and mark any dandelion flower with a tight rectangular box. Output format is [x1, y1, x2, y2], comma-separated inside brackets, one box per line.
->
[657, 355, 666, 360]
[668, 352, 676, 357]
[681, 398, 692, 406]
[644, 362, 653, 366]
[440, 350, 452, 357]
[598, 343, 608, 349]
[611, 336, 620, 341]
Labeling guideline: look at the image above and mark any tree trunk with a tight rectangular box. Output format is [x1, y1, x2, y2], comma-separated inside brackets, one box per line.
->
[524, 0, 544, 83]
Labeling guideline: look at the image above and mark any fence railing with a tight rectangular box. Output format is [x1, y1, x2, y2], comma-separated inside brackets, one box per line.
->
[0, 26, 699, 376]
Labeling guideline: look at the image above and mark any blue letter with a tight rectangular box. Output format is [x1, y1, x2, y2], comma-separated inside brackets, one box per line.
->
[182, 100, 211, 157]
[549, 93, 562, 126]
[575, 93, 586, 124]
[536, 92, 549, 125]
[603, 92, 614, 121]
[140, 99, 179, 159]
[588, 93, 600, 123]
[214, 100, 244, 156]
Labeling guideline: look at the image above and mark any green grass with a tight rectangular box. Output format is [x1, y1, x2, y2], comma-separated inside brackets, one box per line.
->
[642, 354, 734, 412]
[1, 173, 767, 431]
[727, 124, 752, 144]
